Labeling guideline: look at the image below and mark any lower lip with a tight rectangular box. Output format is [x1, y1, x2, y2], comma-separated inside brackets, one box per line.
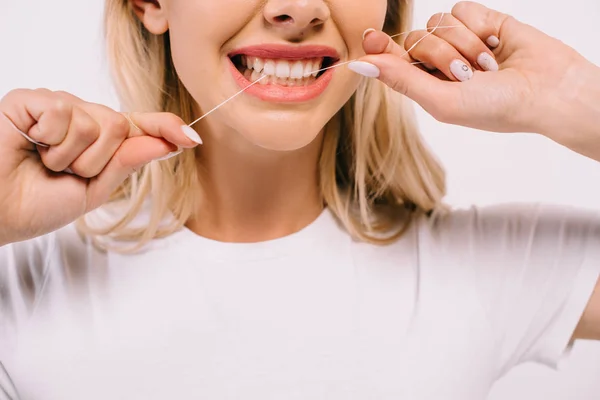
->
[228, 59, 335, 103]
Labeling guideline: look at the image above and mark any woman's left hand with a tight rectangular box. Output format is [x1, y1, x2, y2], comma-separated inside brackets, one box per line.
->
[351, 1, 600, 160]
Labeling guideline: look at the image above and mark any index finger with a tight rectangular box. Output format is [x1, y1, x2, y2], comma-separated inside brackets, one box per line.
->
[126, 112, 203, 147]
[363, 30, 414, 63]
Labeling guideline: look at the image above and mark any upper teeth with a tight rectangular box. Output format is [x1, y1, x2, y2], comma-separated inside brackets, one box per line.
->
[241, 56, 324, 79]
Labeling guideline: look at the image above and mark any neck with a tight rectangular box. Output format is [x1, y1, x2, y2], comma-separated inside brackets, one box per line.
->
[186, 129, 325, 243]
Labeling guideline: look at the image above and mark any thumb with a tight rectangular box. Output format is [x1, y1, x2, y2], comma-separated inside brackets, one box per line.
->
[85, 135, 176, 211]
[349, 54, 453, 119]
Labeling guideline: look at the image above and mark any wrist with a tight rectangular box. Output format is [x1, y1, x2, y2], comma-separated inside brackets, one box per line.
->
[539, 60, 600, 160]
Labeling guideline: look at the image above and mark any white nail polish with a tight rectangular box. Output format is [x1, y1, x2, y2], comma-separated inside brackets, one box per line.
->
[486, 35, 500, 48]
[348, 61, 380, 78]
[154, 149, 183, 162]
[477, 52, 499, 72]
[363, 28, 376, 40]
[181, 125, 203, 145]
[450, 60, 473, 82]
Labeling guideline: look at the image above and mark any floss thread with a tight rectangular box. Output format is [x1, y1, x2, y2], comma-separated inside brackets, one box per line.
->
[187, 13, 458, 128]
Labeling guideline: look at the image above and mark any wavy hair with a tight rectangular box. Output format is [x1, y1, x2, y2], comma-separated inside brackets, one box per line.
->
[78, 0, 447, 250]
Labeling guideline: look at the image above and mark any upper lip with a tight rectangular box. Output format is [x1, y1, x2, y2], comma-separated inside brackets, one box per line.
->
[228, 44, 341, 61]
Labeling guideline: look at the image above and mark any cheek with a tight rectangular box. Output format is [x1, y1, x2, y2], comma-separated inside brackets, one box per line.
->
[166, 1, 262, 97]
[333, 0, 388, 57]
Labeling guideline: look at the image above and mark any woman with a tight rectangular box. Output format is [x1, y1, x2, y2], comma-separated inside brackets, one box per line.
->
[0, 0, 598, 398]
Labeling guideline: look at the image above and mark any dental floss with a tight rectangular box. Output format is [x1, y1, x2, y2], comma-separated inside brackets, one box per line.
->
[2, 17, 462, 142]
[0, 111, 49, 148]
[187, 14, 456, 128]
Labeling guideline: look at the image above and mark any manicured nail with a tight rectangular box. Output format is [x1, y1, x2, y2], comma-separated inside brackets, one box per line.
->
[486, 35, 500, 48]
[181, 125, 203, 145]
[154, 149, 183, 162]
[348, 61, 380, 78]
[363, 28, 377, 40]
[450, 60, 473, 82]
[477, 52, 498, 72]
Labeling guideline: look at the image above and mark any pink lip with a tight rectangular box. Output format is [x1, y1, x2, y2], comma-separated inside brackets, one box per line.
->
[227, 44, 340, 103]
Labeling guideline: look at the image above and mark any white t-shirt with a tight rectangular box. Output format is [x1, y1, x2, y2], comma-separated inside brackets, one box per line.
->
[0, 203, 599, 400]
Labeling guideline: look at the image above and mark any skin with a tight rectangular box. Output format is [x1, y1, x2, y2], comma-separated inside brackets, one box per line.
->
[0, 1, 598, 338]
[132, 0, 388, 242]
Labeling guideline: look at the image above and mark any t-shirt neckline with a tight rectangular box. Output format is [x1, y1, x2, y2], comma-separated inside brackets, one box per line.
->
[170, 208, 339, 262]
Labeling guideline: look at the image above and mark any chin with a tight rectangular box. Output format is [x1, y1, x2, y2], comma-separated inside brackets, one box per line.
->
[238, 117, 325, 152]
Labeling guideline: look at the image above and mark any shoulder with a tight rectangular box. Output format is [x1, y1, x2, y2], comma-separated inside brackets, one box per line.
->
[0, 223, 103, 326]
[420, 202, 600, 243]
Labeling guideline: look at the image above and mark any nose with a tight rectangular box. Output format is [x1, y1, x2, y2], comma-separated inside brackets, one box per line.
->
[263, 0, 330, 38]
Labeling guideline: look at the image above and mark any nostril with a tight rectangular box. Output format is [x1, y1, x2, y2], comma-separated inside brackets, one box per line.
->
[274, 14, 293, 23]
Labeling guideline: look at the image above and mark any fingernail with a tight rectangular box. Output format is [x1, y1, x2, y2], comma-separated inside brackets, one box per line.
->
[477, 52, 498, 72]
[181, 125, 203, 145]
[362, 28, 377, 40]
[348, 61, 380, 78]
[154, 148, 183, 162]
[486, 35, 500, 48]
[450, 60, 473, 82]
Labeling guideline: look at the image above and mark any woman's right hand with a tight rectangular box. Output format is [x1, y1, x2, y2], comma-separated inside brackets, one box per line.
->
[0, 89, 202, 246]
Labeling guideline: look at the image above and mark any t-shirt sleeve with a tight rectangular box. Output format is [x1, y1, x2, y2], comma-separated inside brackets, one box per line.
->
[0, 233, 57, 337]
[425, 203, 600, 374]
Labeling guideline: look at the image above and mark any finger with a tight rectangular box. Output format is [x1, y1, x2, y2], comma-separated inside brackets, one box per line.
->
[68, 108, 132, 178]
[451, 1, 512, 49]
[85, 136, 175, 211]
[404, 30, 474, 82]
[51, 93, 133, 178]
[427, 13, 498, 72]
[127, 112, 203, 147]
[0, 89, 72, 148]
[38, 106, 100, 172]
[363, 30, 413, 62]
[355, 53, 458, 121]
[26, 90, 73, 145]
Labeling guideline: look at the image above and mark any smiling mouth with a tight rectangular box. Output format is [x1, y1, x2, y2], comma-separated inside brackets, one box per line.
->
[229, 55, 337, 86]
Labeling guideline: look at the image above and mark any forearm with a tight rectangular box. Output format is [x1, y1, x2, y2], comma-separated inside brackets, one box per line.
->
[540, 60, 600, 162]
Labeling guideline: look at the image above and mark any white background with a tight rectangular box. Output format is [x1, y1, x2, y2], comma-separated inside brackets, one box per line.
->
[1, 0, 599, 399]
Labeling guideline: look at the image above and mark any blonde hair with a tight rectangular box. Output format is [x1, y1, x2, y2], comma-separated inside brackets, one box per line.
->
[79, 0, 447, 250]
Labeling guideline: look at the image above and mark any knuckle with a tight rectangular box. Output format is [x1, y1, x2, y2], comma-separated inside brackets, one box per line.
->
[34, 88, 52, 95]
[76, 118, 100, 142]
[451, 1, 473, 16]
[2, 88, 30, 103]
[104, 114, 130, 138]
[40, 152, 68, 173]
[426, 13, 446, 29]
[404, 31, 423, 49]
[70, 162, 102, 179]
[51, 99, 71, 116]
[387, 77, 409, 98]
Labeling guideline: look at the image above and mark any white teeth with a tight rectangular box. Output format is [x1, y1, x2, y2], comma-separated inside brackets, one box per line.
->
[239, 56, 327, 83]
[303, 62, 313, 78]
[275, 61, 291, 78]
[311, 60, 320, 77]
[253, 57, 264, 73]
[250, 69, 261, 82]
[263, 60, 276, 76]
[290, 61, 304, 79]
